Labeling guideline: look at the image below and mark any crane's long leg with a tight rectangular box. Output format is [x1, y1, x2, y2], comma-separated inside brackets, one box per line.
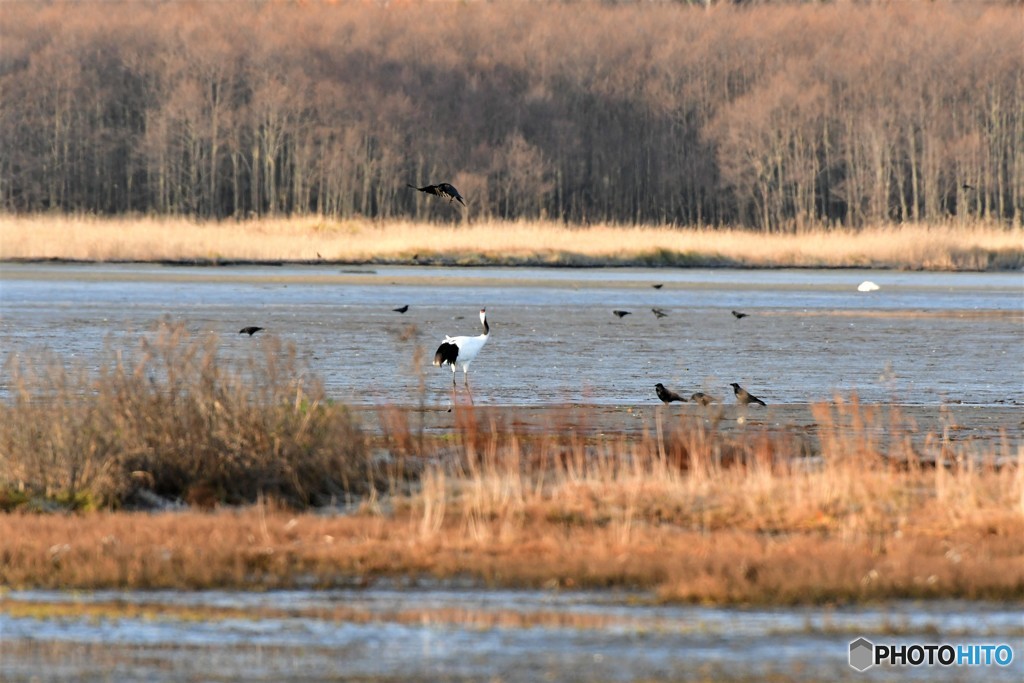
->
[448, 367, 458, 409]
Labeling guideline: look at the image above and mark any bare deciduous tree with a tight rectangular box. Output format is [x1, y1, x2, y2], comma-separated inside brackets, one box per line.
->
[0, 1, 1020, 229]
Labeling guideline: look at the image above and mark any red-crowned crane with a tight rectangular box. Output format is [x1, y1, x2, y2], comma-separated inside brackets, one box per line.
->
[434, 309, 490, 387]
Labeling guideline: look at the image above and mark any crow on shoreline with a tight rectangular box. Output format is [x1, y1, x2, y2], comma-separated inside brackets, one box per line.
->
[655, 383, 686, 405]
[732, 383, 766, 406]
[691, 392, 717, 406]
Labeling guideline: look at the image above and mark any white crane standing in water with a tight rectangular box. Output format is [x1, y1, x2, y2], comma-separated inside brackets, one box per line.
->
[433, 309, 490, 388]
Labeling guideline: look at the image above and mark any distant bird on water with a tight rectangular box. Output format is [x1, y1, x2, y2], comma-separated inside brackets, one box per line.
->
[655, 383, 686, 405]
[434, 309, 490, 387]
[731, 383, 766, 406]
[651, 308, 668, 319]
[393, 305, 409, 314]
[732, 310, 749, 319]
[239, 326, 263, 336]
[690, 392, 717, 406]
[408, 182, 466, 207]
[613, 310, 631, 318]
[651, 283, 664, 289]
[857, 281, 880, 292]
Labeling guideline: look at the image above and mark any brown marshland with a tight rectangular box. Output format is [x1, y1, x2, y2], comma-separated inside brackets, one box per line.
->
[2, 327, 1021, 604]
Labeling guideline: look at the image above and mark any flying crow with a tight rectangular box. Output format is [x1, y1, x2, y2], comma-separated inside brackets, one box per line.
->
[408, 183, 466, 207]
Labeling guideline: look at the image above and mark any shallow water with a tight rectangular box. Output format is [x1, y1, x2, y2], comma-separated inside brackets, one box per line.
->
[2, 588, 1021, 682]
[1, 263, 1021, 408]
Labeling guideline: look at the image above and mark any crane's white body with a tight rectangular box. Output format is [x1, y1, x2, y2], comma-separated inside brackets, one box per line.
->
[442, 333, 488, 374]
[434, 309, 490, 386]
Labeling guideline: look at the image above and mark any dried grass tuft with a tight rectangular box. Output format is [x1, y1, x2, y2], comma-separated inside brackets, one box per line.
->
[0, 322, 380, 509]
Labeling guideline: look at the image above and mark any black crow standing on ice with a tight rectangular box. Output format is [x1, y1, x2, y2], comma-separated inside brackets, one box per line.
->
[655, 383, 687, 405]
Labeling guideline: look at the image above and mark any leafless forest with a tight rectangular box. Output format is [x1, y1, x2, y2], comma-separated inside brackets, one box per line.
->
[1, 1, 1021, 230]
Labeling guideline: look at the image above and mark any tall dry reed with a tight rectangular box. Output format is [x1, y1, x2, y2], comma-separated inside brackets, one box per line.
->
[406, 401, 1021, 542]
[1, 215, 1021, 270]
[0, 322, 377, 509]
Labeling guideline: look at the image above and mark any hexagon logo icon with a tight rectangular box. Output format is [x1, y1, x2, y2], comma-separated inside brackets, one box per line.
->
[849, 637, 875, 671]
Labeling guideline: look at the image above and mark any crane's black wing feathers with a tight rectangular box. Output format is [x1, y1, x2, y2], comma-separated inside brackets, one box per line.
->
[434, 342, 460, 367]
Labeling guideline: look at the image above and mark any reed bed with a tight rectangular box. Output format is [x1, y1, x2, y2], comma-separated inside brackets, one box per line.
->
[1, 215, 1021, 270]
[1, 329, 1022, 603]
[0, 323, 379, 510]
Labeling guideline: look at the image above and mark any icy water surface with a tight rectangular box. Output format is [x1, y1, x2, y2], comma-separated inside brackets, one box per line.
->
[2, 588, 1022, 683]
[1, 263, 1021, 407]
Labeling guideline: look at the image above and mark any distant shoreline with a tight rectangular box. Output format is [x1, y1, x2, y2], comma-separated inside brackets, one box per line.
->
[5, 256, 1020, 272]
[1, 216, 1021, 271]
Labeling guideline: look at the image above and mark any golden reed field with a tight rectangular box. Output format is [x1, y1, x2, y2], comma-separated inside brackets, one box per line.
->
[1, 215, 1022, 270]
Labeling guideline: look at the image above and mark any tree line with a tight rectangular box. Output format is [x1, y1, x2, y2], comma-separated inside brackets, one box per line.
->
[1, 1, 1021, 230]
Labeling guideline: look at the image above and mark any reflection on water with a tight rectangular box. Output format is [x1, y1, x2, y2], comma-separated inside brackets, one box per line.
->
[1, 263, 1022, 406]
[2, 588, 1022, 683]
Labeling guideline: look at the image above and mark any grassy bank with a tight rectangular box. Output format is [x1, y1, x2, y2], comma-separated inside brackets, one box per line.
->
[1, 215, 1022, 270]
[1, 328, 1022, 604]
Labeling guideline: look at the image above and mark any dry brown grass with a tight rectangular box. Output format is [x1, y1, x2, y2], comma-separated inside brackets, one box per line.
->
[1, 343, 1021, 603]
[1, 457, 1021, 603]
[1, 215, 1021, 270]
[0, 322, 379, 509]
